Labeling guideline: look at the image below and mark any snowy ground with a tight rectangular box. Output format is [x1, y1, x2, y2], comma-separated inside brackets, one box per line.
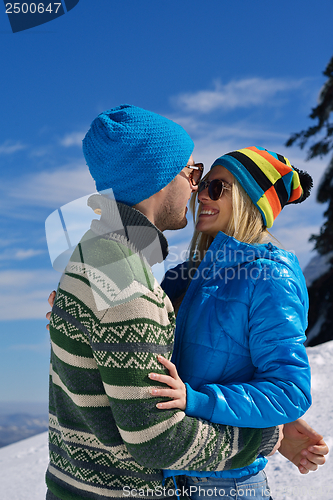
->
[266, 341, 333, 499]
[0, 342, 331, 500]
[0, 431, 48, 500]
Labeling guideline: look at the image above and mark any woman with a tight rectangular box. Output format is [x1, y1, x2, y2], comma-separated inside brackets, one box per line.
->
[149, 147, 317, 499]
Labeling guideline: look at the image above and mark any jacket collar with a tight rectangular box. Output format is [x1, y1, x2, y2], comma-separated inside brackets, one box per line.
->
[202, 231, 276, 269]
[87, 194, 169, 266]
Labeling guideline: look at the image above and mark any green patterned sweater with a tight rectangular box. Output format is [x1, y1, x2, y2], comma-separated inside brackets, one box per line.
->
[46, 196, 279, 500]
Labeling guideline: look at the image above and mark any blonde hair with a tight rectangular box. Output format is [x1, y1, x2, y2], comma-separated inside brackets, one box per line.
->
[171, 172, 278, 315]
[188, 172, 271, 269]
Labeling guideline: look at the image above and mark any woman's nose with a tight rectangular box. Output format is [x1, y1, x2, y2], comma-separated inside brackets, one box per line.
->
[198, 186, 210, 202]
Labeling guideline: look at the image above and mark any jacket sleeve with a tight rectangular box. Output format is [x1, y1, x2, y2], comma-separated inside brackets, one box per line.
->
[160, 261, 189, 303]
[185, 261, 312, 428]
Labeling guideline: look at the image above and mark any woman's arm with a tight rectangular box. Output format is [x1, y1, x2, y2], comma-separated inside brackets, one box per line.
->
[150, 358, 329, 474]
[177, 264, 311, 428]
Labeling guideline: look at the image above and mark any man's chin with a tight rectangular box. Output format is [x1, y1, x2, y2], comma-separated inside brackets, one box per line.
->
[169, 217, 188, 231]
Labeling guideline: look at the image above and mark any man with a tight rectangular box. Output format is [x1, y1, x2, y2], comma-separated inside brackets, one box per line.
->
[45, 105, 326, 500]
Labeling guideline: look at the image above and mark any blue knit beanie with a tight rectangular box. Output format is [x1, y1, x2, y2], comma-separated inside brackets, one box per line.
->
[82, 104, 194, 206]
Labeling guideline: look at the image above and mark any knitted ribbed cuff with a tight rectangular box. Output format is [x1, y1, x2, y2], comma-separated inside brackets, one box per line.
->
[185, 383, 216, 421]
[259, 426, 281, 456]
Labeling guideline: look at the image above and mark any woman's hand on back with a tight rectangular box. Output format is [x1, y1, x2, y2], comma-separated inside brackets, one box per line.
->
[149, 356, 187, 410]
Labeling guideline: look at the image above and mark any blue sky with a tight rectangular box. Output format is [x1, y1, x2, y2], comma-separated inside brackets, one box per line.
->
[0, 0, 333, 404]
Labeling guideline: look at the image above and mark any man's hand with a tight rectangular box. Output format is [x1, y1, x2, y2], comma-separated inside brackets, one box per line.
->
[278, 419, 329, 474]
[46, 290, 56, 330]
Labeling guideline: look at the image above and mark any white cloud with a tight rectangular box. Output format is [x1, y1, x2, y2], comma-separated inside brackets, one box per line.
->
[272, 224, 320, 269]
[60, 132, 85, 147]
[192, 126, 290, 170]
[0, 269, 59, 320]
[0, 238, 23, 248]
[0, 140, 27, 155]
[173, 77, 306, 114]
[29, 146, 53, 158]
[167, 109, 329, 184]
[0, 269, 56, 289]
[0, 162, 96, 210]
[15, 249, 45, 259]
[165, 111, 294, 171]
[8, 340, 50, 352]
[0, 249, 45, 261]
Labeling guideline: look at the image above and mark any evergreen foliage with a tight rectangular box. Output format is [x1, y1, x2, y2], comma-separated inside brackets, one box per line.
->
[286, 55, 333, 346]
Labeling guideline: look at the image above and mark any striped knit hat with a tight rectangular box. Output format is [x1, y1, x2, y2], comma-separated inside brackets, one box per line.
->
[82, 104, 194, 206]
[211, 146, 313, 228]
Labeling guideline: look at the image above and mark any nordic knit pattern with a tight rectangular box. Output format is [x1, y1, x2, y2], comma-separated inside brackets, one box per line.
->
[46, 196, 279, 500]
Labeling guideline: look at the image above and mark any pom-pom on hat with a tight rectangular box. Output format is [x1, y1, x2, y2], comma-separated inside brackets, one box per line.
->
[82, 104, 194, 206]
[211, 146, 313, 228]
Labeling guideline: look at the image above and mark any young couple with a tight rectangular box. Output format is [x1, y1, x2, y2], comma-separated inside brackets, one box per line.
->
[46, 105, 327, 500]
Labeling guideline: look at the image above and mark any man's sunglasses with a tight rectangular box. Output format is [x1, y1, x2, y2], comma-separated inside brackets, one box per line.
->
[185, 163, 204, 186]
[198, 179, 232, 200]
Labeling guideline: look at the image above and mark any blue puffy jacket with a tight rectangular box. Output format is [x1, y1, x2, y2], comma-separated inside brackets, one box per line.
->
[161, 232, 311, 478]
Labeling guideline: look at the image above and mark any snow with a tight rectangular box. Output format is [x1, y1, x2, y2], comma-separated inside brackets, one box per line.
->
[0, 342, 331, 500]
[266, 341, 333, 499]
[0, 431, 48, 499]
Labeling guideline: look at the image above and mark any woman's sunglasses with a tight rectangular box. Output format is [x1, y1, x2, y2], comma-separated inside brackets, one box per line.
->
[198, 179, 232, 200]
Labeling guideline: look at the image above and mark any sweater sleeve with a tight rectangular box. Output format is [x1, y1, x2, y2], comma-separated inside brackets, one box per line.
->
[95, 286, 279, 471]
[185, 261, 312, 428]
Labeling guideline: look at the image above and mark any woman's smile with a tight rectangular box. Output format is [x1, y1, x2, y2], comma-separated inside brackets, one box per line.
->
[196, 165, 234, 237]
[199, 206, 219, 217]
